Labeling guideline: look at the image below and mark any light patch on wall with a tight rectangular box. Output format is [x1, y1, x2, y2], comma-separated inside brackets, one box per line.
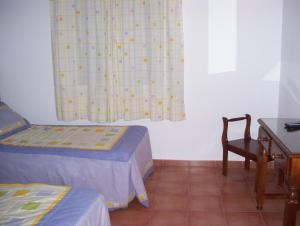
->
[262, 62, 281, 82]
[208, 0, 237, 74]
[281, 75, 300, 107]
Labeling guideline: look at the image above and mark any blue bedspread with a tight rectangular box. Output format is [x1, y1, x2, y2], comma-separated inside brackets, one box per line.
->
[39, 188, 103, 226]
[0, 126, 147, 162]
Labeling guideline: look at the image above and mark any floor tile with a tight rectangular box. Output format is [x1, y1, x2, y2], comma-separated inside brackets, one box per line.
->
[153, 160, 165, 167]
[189, 167, 217, 175]
[262, 212, 284, 226]
[153, 194, 189, 211]
[189, 160, 216, 167]
[218, 170, 246, 184]
[160, 171, 189, 182]
[147, 167, 161, 181]
[296, 213, 300, 226]
[110, 161, 286, 226]
[190, 182, 221, 196]
[222, 181, 251, 196]
[216, 161, 243, 169]
[164, 160, 190, 167]
[163, 166, 190, 173]
[261, 199, 285, 213]
[243, 169, 257, 182]
[189, 195, 223, 212]
[190, 212, 228, 226]
[223, 194, 257, 212]
[148, 211, 188, 226]
[226, 212, 266, 226]
[110, 210, 153, 226]
[155, 180, 188, 196]
[145, 180, 157, 194]
[265, 182, 285, 194]
[189, 172, 219, 183]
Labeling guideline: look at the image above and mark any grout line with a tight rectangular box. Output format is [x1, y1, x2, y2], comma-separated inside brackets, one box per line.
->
[258, 211, 268, 226]
[111, 164, 285, 226]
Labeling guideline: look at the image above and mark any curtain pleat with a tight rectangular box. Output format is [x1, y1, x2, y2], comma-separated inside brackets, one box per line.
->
[50, 0, 185, 122]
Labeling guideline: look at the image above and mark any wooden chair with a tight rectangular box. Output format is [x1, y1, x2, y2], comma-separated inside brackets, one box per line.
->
[222, 114, 272, 176]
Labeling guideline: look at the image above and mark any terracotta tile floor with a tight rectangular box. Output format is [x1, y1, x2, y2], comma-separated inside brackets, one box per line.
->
[110, 161, 300, 226]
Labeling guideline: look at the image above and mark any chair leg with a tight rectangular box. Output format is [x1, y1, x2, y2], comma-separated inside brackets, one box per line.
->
[244, 158, 250, 170]
[222, 149, 228, 176]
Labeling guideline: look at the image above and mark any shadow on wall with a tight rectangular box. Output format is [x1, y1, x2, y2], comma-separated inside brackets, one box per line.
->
[278, 0, 300, 118]
[279, 73, 300, 117]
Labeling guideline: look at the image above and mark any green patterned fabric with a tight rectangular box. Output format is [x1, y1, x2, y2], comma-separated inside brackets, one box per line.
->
[0, 184, 70, 225]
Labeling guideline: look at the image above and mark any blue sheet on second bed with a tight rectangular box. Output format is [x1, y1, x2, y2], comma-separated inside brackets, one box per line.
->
[39, 187, 110, 226]
[0, 183, 110, 226]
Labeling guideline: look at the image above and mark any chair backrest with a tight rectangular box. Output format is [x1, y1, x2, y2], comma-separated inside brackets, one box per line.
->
[222, 114, 252, 145]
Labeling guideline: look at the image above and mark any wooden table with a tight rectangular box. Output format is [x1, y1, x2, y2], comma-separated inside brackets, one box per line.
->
[256, 118, 300, 226]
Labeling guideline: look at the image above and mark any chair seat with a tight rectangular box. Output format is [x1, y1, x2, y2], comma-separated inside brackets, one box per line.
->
[221, 114, 273, 178]
[228, 139, 260, 161]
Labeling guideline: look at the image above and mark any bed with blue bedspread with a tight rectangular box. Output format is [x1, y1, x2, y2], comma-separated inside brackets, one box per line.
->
[0, 183, 110, 226]
[0, 102, 153, 210]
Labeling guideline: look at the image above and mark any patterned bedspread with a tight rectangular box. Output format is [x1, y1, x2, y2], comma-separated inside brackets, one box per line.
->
[0, 184, 70, 225]
[0, 125, 128, 150]
[0, 125, 153, 210]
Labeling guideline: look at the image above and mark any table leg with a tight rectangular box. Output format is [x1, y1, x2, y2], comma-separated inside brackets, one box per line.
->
[283, 186, 298, 226]
[256, 147, 268, 210]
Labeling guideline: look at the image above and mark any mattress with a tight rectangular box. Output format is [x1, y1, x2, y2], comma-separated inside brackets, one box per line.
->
[0, 125, 153, 210]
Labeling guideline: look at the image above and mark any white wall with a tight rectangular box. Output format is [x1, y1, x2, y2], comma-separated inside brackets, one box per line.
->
[278, 0, 300, 117]
[0, 0, 283, 160]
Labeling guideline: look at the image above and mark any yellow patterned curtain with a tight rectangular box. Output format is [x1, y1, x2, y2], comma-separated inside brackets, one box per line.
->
[50, 0, 185, 122]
